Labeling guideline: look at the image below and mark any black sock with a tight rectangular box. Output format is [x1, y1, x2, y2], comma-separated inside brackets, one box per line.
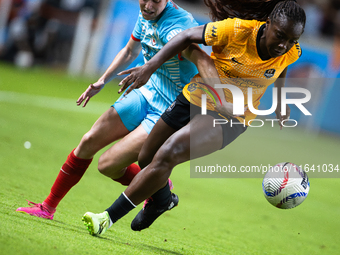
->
[151, 182, 171, 207]
[106, 193, 136, 223]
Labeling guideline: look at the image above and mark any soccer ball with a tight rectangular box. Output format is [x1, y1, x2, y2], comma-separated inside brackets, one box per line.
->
[262, 162, 310, 209]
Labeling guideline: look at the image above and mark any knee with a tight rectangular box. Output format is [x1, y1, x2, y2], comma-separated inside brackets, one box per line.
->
[80, 131, 96, 149]
[97, 154, 120, 178]
[97, 155, 108, 175]
[97, 152, 127, 179]
[153, 139, 186, 170]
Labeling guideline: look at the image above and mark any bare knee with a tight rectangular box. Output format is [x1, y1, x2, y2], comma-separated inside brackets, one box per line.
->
[76, 131, 100, 159]
[97, 154, 124, 179]
[80, 131, 95, 147]
[152, 138, 188, 171]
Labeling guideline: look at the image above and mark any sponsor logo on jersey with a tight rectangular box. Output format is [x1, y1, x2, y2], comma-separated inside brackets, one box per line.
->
[231, 57, 243, 65]
[264, 69, 276, 78]
[166, 29, 182, 41]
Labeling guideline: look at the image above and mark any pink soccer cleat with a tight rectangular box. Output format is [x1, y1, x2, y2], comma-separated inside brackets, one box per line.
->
[16, 201, 55, 220]
[143, 178, 174, 208]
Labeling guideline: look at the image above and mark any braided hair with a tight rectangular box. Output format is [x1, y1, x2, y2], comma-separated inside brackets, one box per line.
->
[204, 0, 305, 28]
[269, 0, 306, 27]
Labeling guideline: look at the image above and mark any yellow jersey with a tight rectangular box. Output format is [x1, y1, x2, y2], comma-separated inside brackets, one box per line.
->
[183, 18, 302, 125]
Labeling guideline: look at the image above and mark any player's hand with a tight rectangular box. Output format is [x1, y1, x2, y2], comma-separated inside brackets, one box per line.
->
[76, 82, 104, 107]
[117, 66, 152, 95]
[275, 104, 290, 130]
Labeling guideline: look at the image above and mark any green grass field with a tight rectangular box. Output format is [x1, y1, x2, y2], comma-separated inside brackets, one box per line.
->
[1, 63, 339, 255]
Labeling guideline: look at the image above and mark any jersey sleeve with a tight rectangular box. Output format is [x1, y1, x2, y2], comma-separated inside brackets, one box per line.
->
[132, 12, 142, 41]
[203, 19, 236, 47]
[285, 42, 302, 66]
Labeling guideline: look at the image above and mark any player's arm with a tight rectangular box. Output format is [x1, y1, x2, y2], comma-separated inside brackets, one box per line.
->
[181, 43, 220, 86]
[181, 43, 236, 117]
[77, 37, 142, 107]
[274, 67, 290, 129]
[118, 25, 205, 95]
[96, 38, 142, 86]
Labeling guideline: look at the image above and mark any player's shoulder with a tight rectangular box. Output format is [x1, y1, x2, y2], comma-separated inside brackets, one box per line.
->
[234, 18, 263, 34]
[286, 42, 302, 60]
[136, 11, 145, 24]
[160, 1, 197, 26]
[209, 18, 261, 35]
[165, 0, 191, 16]
[294, 42, 302, 58]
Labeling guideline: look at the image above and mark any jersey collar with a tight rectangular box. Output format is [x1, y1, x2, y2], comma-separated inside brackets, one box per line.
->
[256, 24, 268, 61]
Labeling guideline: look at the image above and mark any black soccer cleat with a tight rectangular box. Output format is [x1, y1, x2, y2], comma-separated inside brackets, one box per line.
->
[131, 193, 179, 231]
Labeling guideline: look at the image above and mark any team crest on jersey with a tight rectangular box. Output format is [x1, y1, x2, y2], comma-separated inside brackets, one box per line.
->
[187, 83, 198, 92]
[264, 69, 276, 78]
[166, 101, 176, 112]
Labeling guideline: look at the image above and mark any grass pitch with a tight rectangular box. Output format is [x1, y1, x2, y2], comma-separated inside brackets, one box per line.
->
[1, 63, 339, 254]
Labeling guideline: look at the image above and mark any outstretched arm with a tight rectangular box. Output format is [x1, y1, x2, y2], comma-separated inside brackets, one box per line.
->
[77, 37, 142, 107]
[118, 25, 205, 95]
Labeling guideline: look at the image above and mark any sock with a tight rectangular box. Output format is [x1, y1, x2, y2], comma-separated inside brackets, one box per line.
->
[44, 148, 92, 209]
[106, 192, 136, 224]
[113, 163, 141, 186]
[151, 182, 171, 208]
[42, 201, 56, 214]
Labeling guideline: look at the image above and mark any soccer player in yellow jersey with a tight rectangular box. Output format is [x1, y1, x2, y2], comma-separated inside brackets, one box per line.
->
[182, 16, 302, 126]
[82, 0, 306, 235]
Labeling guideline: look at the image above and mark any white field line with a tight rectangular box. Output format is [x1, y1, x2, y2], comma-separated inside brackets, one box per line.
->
[0, 91, 110, 115]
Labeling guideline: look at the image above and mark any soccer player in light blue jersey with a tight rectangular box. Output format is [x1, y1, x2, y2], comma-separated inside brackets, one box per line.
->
[16, 0, 202, 221]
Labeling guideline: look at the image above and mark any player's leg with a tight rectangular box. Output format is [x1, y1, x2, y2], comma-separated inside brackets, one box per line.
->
[74, 107, 130, 159]
[96, 88, 171, 183]
[138, 93, 193, 169]
[44, 107, 130, 205]
[97, 124, 148, 181]
[138, 118, 177, 169]
[16, 90, 145, 219]
[16, 107, 130, 219]
[82, 114, 224, 235]
[129, 113, 248, 230]
[127, 114, 223, 205]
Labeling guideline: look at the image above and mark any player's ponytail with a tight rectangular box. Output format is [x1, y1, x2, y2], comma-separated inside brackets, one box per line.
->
[204, 0, 305, 27]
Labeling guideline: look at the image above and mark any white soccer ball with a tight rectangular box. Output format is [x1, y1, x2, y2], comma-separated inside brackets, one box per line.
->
[262, 162, 310, 209]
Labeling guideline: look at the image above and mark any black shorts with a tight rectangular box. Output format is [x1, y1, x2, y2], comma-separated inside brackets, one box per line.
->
[161, 93, 247, 149]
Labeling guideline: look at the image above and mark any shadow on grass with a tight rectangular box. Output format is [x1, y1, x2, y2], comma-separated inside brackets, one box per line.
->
[10, 212, 184, 255]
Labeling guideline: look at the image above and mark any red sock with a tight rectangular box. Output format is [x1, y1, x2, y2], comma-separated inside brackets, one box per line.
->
[44, 149, 92, 209]
[114, 163, 141, 186]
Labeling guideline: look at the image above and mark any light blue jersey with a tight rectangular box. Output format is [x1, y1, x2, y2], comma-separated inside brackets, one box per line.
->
[114, 1, 199, 134]
[131, 0, 198, 112]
